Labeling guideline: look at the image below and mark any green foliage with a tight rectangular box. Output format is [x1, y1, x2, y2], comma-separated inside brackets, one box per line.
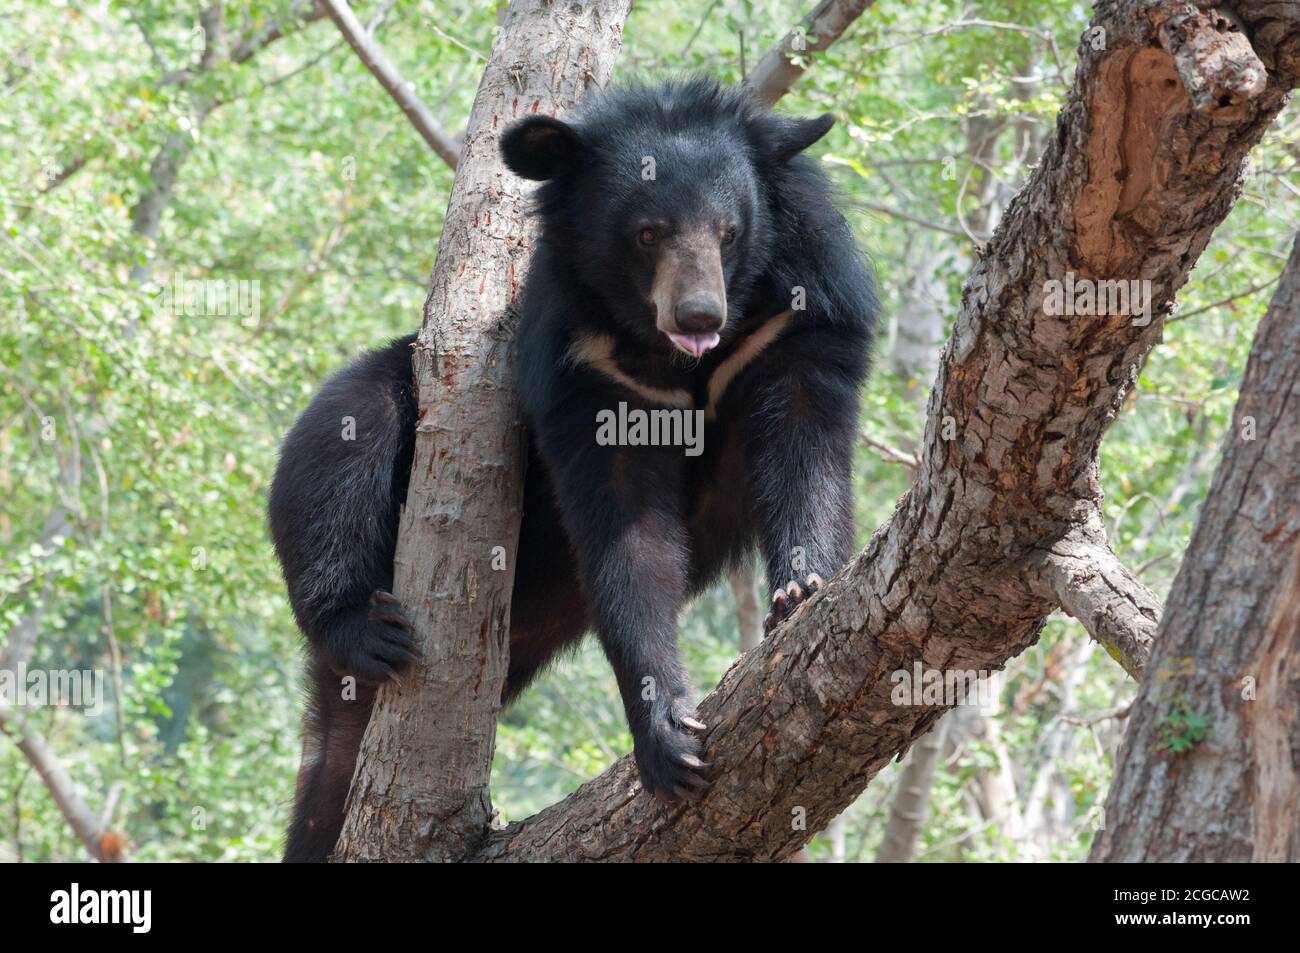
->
[1, 0, 1295, 862]
[1155, 699, 1210, 755]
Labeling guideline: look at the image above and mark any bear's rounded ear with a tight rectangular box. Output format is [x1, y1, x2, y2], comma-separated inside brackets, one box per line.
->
[500, 115, 584, 181]
[764, 112, 836, 162]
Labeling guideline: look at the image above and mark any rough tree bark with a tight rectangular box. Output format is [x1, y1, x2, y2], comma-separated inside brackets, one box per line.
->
[332, 0, 633, 863]
[875, 93, 1030, 860]
[1091, 234, 1300, 863]
[464, 0, 1300, 862]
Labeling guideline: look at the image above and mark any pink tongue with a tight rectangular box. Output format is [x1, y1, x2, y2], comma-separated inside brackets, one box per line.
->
[668, 332, 721, 358]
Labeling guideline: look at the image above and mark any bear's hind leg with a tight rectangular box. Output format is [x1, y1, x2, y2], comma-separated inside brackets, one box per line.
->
[284, 659, 377, 862]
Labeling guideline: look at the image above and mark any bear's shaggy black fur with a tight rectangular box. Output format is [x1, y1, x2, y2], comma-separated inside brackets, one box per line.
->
[271, 79, 877, 862]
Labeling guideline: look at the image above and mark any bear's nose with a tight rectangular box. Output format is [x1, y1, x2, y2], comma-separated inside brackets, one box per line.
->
[674, 295, 724, 333]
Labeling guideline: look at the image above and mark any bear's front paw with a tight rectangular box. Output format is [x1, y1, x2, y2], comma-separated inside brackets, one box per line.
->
[633, 697, 710, 804]
[763, 573, 824, 633]
[326, 590, 420, 685]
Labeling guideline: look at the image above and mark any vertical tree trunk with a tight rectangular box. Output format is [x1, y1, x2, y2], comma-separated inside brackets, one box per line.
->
[1091, 235, 1300, 863]
[333, 0, 633, 863]
[953, 702, 1024, 846]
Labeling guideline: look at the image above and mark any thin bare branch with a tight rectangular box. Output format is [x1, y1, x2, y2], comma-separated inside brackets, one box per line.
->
[318, 0, 460, 170]
[0, 709, 123, 863]
[842, 198, 973, 239]
[861, 431, 920, 471]
[1168, 273, 1280, 323]
[230, 0, 327, 64]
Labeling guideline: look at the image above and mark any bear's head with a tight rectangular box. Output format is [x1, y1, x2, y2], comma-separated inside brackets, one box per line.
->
[501, 80, 833, 358]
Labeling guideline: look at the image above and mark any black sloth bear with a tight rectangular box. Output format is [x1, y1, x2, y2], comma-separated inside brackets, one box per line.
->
[270, 79, 877, 862]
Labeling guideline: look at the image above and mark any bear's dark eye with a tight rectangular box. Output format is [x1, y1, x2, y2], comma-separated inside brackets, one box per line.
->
[637, 228, 657, 247]
[721, 225, 738, 246]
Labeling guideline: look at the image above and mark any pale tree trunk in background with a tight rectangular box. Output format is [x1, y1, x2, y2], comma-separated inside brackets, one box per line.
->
[127, 129, 201, 283]
[333, 0, 633, 863]
[874, 721, 947, 862]
[953, 702, 1024, 846]
[729, 558, 764, 654]
[472, 1, 1300, 862]
[1019, 635, 1092, 859]
[962, 112, 1007, 243]
[889, 233, 951, 399]
[824, 814, 848, 862]
[1091, 235, 1300, 863]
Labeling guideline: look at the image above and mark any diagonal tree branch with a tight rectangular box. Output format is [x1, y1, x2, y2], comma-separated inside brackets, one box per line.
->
[317, 0, 461, 169]
[861, 431, 920, 472]
[0, 708, 125, 862]
[230, 0, 328, 65]
[1027, 520, 1161, 680]
[746, 0, 876, 105]
[469, 0, 1300, 862]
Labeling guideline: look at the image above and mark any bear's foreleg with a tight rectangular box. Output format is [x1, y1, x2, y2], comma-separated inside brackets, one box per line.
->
[535, 414, 709, 801]
[740, 348, 861, 632]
